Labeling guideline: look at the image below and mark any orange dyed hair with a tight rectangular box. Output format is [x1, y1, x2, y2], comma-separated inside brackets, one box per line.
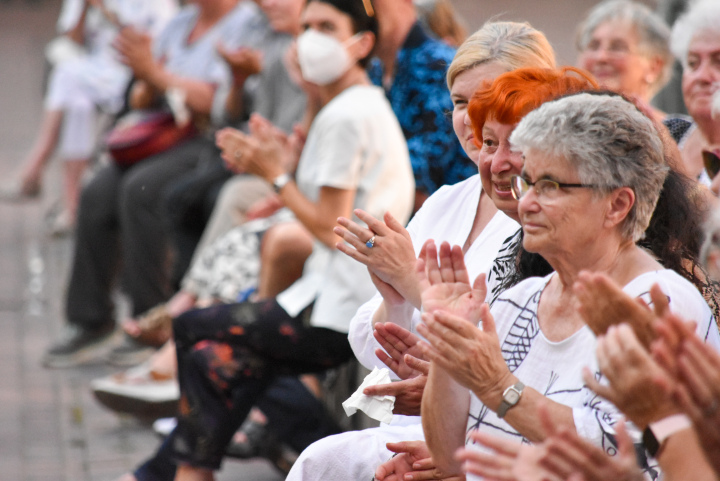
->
[468, 66, 598, 146]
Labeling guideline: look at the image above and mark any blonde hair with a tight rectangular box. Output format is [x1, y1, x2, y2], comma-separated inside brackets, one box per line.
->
[447, 21, 556, 89]
[415, 0, 467, 47]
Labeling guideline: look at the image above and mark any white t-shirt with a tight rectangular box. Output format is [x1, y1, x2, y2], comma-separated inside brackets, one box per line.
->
[464, 269, 720, 481]
[348, 174, 520, 371]
[277, 85, 415, 333]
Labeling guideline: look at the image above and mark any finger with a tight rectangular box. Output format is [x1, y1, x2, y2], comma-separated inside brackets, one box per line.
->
[384, 211, 409, 236]
[334, 225, 370, 252]
[671, 382, 705, 424]
[386, 441, 425, 455]
[449, 244, 470, 285]
[649, 283, 670, 318]
[335, 238, 370, 265]
[479, 303, 497, 335]
[582, 366, 617, 403]
[416, 256, 429, 292]
[614, 419, 636, 459]
[384, 322, 421, 347]
[677, 348, 717, 409]
[364, 381, 403, 397]
[438, 242, 455, 283]
[468, 430, 520, 458]
[422, 241, 442, 286]
[472, 272, 488, 300]
[405, 355, 430, 374]
[425, 311, 469, 345]
[354, 209, 390, 237]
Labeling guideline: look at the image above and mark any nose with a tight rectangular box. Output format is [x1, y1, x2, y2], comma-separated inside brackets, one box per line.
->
[517, 184, 540, 215]
[491, 143, 521, 175]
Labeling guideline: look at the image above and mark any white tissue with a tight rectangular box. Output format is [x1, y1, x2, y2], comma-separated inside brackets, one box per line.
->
[342, 367, 395, 424]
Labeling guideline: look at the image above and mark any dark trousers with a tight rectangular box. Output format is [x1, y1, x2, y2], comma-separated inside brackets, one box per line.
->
[65, 137, 212, 327]
[164, 300, 353, 470]
[162, 147, 233, 289]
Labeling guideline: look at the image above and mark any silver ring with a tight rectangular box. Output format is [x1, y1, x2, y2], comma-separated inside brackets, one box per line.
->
[234, 150, 243, 159]
[366, 235, 376, 248]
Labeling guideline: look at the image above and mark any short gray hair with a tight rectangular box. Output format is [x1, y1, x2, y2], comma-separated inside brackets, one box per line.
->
[577, 0, 673, 95]
[509, 93, 668, 242]
[670, 0, 720, 68]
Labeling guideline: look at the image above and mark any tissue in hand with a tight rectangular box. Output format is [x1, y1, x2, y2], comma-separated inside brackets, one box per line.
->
[342, 367, 396, 424]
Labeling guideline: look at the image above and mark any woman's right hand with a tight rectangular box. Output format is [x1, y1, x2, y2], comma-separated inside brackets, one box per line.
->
[334, 209, 420, 306]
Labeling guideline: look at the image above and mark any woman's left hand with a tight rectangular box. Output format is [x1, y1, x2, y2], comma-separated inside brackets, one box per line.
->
[418, 305, 512, 409]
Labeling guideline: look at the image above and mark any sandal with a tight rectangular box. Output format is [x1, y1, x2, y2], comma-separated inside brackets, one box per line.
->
[123, 304, 172, 347]
[91, 363, 178, 420]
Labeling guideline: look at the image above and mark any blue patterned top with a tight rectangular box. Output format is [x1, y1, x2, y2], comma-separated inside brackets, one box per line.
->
[368, 23, 476, 195]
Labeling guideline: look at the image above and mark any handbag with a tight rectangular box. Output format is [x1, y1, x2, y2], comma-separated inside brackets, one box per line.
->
[105, 110, 196, 167]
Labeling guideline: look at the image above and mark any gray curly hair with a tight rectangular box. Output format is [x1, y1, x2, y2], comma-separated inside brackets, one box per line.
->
[576, 0, 673, 96]
[509, 93, 668, 242]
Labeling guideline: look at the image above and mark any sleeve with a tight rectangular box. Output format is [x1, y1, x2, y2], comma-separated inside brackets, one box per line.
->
[312, 115, 364, 190]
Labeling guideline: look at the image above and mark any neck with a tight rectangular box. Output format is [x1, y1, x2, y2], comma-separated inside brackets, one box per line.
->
[319, 66, 369, 105]
[376, 12, 416, 80]
[198, 0, 238, 23]
[546, 237, 644, 292]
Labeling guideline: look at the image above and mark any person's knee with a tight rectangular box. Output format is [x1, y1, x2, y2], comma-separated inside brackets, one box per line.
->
[261, 222, 313, 266]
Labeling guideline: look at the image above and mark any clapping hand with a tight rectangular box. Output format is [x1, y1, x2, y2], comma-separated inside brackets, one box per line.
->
[374, 441, 464, 481]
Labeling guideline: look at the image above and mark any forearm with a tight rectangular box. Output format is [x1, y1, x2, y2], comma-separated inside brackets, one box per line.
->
[500, 386, 576, 443]
[224, 76, 249, 122]
[422, 363, 469, 475]
[144, 66, 217, 116]
[277, 181, 350, 249]
[658, 429, 718, 481]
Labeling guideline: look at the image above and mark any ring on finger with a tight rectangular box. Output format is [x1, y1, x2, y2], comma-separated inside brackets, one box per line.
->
[366, 235, 377, 248]
[234, 150, 243, 159]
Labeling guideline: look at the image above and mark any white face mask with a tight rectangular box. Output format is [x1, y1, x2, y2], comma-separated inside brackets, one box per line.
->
[297, 29, 360, 86]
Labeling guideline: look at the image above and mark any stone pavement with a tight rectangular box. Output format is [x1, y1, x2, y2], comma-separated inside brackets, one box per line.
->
[0, 1, 283, 479]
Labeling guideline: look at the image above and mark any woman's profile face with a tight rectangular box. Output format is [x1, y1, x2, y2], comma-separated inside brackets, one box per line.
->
[478, 119, 523, 221]
[517, 149, 606, 256]
[682, 30, 720, 123]
[450, 63, 507, 164]
[578, 20, 656, 100]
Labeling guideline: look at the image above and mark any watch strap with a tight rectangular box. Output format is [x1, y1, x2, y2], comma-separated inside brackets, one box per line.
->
[272, 173, 292, 193]
[497, 381, 525, 418]
[642, 414, 692, 458]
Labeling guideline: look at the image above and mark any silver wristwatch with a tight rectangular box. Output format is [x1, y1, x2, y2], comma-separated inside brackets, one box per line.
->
[271, 173, 292, 193]
[497, 381, 525, 418]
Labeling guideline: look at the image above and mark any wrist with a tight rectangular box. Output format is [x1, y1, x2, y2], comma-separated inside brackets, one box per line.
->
[643, 413, 692, 458]
[484, 372, 517, 413]
[270, 172, 292, 193]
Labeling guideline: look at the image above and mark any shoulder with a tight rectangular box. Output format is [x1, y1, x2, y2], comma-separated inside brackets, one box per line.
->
[319, 86, 392, 123]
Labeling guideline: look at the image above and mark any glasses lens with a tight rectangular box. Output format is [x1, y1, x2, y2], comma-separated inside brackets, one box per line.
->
[510, 175, 524, 201]
[703, 150, 720, 179]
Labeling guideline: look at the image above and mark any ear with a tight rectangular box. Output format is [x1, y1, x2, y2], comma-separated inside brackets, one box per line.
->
[604, 187, 635, 230]
[645, 55, 665, 86]
[353, 31, 375, 61]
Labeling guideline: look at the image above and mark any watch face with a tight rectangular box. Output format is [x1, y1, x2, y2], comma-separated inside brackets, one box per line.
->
[505, 390, 520, 404]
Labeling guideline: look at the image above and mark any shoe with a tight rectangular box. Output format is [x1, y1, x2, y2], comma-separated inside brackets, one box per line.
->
[91, 363, 179, 420]
[106, 335, 157, 367]
[0, 178, 40, 201]
[42, 323, 115, 368]
[225, 413, 298, 475]
[48, 208, 75, 237]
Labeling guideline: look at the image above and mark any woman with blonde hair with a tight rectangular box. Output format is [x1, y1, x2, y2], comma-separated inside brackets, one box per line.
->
[285, 20, 559, 481]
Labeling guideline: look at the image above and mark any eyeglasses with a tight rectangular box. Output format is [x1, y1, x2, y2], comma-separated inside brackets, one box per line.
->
[510, 175, 598, 201]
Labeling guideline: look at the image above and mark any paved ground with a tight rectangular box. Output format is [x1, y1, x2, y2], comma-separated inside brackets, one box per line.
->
[0, 1, 283, 479]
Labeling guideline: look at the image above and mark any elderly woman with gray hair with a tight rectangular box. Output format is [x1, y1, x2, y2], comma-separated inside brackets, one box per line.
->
[577, 0, 673, 123]
[419, 93, 720, 480]
[666, 0, 720, 189]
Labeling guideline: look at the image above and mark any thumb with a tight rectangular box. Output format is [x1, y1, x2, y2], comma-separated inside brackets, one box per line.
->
[479, 303, 495, 334]
[615, 419, 635, 458]
[473, 272, 487, 297]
